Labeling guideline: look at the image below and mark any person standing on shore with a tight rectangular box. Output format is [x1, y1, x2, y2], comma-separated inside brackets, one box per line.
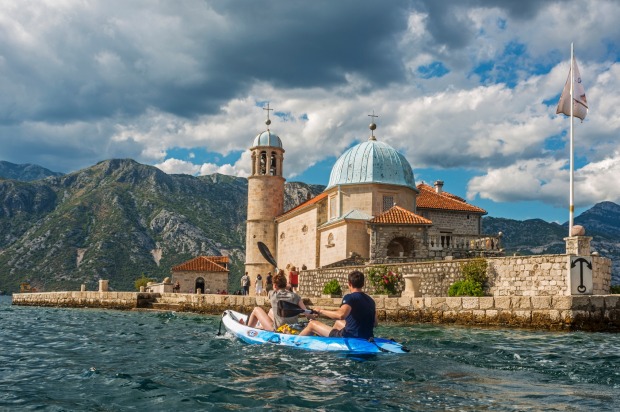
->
[255, 274, 264, 296]
[241, 272, 250, 296]
[265, 271, 273, 294]
[299, 270, 376, 339]
[288, 266, 299, 293]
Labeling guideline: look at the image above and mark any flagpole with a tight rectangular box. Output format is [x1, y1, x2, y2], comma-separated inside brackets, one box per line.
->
[569, 42, 574, 237]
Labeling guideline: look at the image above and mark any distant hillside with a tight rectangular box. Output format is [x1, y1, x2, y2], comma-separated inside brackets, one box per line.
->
[0, 159, 323, 293]
[0, 161, 64, 181]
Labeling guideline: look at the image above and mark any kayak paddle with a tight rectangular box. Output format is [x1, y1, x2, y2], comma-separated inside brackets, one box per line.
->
[277, 300, 316, 317]
[258, 241, 278, 269]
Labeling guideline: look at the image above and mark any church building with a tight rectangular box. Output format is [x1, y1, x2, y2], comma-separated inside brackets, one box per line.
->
[244, 108, 500, 294]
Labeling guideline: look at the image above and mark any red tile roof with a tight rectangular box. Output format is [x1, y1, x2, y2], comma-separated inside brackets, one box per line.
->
[369, 205, 433, 225]
[416, 183, 486, 214]
[172, 256, 228, 272]
[278, 191, 329, 219]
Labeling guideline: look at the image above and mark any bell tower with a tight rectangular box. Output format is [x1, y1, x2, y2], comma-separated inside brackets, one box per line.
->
[244, 104, 285, 294]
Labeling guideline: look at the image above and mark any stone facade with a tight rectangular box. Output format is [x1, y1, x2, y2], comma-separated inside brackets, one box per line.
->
[422, 209, 482, 236]
[12, 292, 620, 332]
[171, 270, 228, 294]
[369, 224, 427, 260]
[276, 207, 319, 271]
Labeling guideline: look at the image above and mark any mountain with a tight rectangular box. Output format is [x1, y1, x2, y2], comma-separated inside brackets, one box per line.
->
[0, 161, 64, 181]
[0, 159, 323, 293]
[483, 204, 620, 284]
[1, 159, 618, 292]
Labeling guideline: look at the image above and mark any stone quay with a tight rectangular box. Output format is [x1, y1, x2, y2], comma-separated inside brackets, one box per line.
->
[11, 291, 620, 332]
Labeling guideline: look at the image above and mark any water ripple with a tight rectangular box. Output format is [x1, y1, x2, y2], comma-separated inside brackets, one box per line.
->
[1, 296, 619, 411]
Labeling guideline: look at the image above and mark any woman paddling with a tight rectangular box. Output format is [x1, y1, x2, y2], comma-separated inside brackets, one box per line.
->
[243, 271, 311, 330]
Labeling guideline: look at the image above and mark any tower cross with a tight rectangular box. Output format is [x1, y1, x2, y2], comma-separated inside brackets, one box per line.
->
[263, 103, 273, 121]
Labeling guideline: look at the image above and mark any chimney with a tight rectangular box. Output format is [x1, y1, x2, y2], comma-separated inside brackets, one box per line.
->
[434, 180, 444, 193]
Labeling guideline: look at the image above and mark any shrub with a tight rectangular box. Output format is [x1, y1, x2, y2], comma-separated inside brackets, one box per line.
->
[611, 285, 620, 294]
[448, 279, 484, 297]
[134, 274, 154, 291]
[366, 265, 402, 295]
[461, 258, 488, 286]
[448, 258, 488, 297]
[322, 279, 342, 295]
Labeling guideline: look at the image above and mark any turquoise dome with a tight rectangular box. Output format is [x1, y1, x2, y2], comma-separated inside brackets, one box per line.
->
[252, 130, 283, 148]
[326, 139, 416, 190]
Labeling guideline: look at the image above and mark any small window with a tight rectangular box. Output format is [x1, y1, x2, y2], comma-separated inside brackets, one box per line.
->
[329, 195, 337, 219]
[301, 225, 308, 234]
[383, 196, 394, 212]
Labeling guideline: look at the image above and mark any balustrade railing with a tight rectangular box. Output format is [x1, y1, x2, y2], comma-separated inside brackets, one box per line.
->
[428, 234, 502, 252]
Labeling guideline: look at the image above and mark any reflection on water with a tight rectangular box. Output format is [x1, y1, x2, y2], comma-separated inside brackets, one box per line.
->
[1, 295, 619, 411]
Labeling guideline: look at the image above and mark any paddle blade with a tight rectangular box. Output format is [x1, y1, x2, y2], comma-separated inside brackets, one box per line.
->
[257, 241, 277, 268]
[277, 300, 312, 317]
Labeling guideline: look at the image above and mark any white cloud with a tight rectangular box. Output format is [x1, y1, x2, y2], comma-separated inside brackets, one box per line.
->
[2, 0, 620, 219]
[154, 158, 200, 175]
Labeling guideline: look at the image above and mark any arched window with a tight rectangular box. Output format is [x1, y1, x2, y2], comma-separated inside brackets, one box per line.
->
[270, 152, 277, 175]
[280, 232, 285, 240]
[260, 151, 267, 175]
[301, 225, 308, 234]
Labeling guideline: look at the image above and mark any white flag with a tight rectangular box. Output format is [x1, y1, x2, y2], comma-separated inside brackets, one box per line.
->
[556, 56, 588, 121]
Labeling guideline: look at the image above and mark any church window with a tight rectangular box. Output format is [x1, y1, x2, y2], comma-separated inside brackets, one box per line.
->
[382, 196, 394, 212]
[329, 195, 337, 219]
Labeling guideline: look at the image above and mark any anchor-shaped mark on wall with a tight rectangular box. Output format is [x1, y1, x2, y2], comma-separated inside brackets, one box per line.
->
[571, 257, 592, 293]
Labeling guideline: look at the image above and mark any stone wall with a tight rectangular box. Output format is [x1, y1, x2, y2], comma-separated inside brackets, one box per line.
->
[299, 253, 612, 298]
[424, 209, 481, 235]
[12, 292, 620, 332]
[11, 291, 157, 310]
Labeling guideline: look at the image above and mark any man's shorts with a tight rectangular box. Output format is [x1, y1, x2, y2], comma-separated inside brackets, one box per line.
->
[328, 328, 344, 337]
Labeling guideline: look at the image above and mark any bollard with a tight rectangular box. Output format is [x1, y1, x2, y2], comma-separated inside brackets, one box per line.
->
[80, 284, 86, 292]
[99, 279, 109, 292]
[403, 275, 421, 297]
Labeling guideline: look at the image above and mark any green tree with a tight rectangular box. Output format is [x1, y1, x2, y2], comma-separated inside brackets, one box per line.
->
[134, 274, 154, 291]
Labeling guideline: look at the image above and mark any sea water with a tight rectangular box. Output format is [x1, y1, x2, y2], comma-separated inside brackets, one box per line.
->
[1, 295, 619, 411]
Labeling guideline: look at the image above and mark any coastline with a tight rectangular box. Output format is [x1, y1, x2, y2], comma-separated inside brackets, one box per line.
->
[11, 291, 620, 332]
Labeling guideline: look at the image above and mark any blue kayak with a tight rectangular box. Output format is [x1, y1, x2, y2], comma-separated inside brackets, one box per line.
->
[221, 309, 409, 354]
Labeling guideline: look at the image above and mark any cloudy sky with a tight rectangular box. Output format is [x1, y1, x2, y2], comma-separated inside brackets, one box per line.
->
[1, 0, 619, 223]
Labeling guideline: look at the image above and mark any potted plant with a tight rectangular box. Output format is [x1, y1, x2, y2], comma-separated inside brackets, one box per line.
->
[322, 279, 342, 298]
[366, 265, 402, 296]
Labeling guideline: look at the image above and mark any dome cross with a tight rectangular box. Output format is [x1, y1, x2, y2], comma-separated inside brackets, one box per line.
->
[368, 110, 379, 140]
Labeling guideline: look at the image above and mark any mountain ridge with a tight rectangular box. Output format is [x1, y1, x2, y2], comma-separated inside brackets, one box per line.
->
[1, 160, 618, 292]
